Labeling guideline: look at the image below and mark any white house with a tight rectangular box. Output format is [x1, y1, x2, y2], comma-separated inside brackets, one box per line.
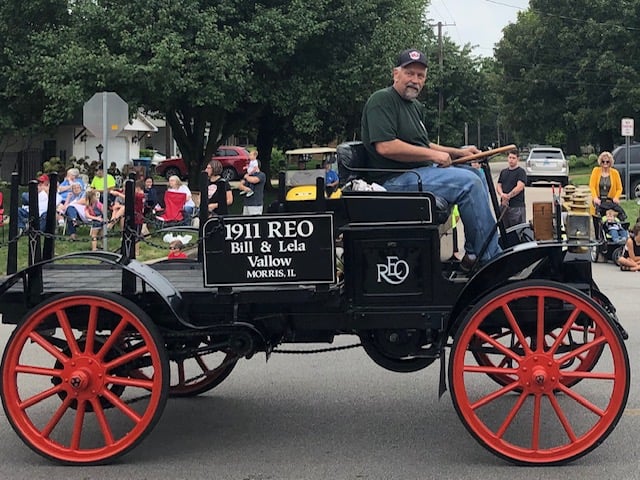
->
[0, 112, 162, 182]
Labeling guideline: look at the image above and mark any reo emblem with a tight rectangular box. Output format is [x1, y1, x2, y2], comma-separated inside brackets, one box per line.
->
[376, 256, 409, 285]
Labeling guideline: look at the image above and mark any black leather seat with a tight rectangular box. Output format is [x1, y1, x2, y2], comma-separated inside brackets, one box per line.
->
[336, 141, 451, 224]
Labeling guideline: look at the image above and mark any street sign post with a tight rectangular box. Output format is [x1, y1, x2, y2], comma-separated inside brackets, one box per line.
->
[621, 118, 634, 200]
[83, 92, 129, 249]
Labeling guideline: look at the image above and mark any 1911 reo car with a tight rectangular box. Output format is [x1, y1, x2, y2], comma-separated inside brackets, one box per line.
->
[0, 144, 629, 466]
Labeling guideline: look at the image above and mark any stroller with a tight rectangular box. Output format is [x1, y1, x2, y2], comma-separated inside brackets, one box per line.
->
[590, 198, 630, 264]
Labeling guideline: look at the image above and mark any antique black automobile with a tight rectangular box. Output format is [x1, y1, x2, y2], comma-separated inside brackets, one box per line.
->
[0, 144, 629, 466]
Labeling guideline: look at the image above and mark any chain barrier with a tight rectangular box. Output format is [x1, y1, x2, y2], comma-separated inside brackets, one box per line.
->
[0, 220, 206, 252]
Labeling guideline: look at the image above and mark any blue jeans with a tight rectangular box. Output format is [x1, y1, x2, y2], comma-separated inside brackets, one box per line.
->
[382, 165, 502, 263]
[65, 206, 81, 235]
[18, 208, 46, 231]
[607, 228, 628, 243]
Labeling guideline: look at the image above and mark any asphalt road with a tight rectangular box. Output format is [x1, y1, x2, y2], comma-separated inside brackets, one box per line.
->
[0, 268, 638, 480]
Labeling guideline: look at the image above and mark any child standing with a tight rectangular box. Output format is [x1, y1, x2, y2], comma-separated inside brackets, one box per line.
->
[603, 209, 628, 244]
[238, 150, 259, 197]
[84, 189, 104, 251]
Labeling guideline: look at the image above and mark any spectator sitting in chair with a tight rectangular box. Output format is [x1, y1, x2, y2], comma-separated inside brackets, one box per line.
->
[58, 182, 86, 238]
[18, 174, 61, 232]
[603, 209, 628, 244]
[166, 175, 195, 219]
[58, 168, 85, 203]
[143, 176, 160, 215]
[324, 160, 339, 196]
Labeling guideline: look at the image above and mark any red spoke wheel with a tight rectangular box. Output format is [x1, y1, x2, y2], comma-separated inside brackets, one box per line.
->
[449, 280, 629, 465]
[168, 343, 238, 397]
[471, 321, 604, 389]
[1, 291, 169, 465]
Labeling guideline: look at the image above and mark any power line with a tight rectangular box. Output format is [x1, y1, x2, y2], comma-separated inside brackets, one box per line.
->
[486, 0, 640, 31]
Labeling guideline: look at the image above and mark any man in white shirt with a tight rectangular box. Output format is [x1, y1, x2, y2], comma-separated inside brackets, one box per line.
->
[18, 174, 61, 231]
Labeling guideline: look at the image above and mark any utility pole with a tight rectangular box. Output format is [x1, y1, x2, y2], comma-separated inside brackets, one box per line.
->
[432, 21, 455, 144]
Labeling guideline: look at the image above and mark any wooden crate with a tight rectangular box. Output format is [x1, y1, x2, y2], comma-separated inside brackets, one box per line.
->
[533, 202, 554, 240]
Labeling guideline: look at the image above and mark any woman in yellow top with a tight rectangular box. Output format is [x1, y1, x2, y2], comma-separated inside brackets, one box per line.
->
[589, 151, 623, 216]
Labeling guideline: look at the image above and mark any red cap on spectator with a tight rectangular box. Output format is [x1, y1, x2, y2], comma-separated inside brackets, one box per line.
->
[37, 174, 49, 183]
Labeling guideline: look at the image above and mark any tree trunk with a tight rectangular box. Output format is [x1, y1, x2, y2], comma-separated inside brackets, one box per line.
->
[257, 109, 276, 192]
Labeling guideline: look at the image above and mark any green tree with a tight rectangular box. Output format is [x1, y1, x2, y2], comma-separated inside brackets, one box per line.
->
[25, 0, 433, 182]
[495, 0, 640, 153]
[0, 0, 70, 168]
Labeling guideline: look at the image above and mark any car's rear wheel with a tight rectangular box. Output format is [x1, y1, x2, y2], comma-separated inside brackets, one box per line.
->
[630, 178, 640, 200]
[221, 167, 237, 181]
[163, 167, 182, 181]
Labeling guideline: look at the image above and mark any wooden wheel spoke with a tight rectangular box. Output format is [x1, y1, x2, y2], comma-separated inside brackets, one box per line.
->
[70, 400, 87, 450]
[464, 365, 518, 376]
[89, 397, 115, 446]
[557, 336, 607, 366]
[194, 355, 210, 374]
[84, 305, 99, 355]
[96, 318, 129, 361]
[177, 360, 186, 386]
[532, 394, 542, 451]
[548, 393, 578, 442]
[28, 331, 69, 364]
[536, 296, 545, 353]
[19, 384, 65, 410]
[41, 396, 73, 438]
[560, 370, 615, 381]
[501, 304, 533, 356]
[56, 309, 81, 356]
[474, 330, 522, 364]
[556, 383, 605, 417]
[496, 392, 527, 438]
[106, 375, 155, 390]
[15, 364, 63, 378]
[104, 345, 149, 371]
[100, 389, 143, 423]
[471, 382, 520, 410]
[548, 308, 582, 356]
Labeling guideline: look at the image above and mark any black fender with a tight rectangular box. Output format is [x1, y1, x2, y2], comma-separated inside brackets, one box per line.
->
[0, 251, 269, 346]
[447, 242, 573, 335]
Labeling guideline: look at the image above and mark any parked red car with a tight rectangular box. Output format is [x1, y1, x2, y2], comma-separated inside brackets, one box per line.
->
[154, 146, 251, 181]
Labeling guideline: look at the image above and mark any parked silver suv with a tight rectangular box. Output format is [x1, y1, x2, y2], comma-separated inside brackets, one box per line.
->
[525, 146, 568, 186]
[612, 144, 640, 199]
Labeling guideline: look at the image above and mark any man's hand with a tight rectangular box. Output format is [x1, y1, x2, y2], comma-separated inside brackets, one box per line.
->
[460, 145, 481, 156]
[435, 151, 452, 168]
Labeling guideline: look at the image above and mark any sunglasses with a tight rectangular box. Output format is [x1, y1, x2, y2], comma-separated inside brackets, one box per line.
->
[169, 246, 181, 250]
[601, 160, 611, 164]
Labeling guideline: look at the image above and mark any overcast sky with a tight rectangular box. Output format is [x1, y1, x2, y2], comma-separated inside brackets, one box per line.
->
[426, 0, 530, 56]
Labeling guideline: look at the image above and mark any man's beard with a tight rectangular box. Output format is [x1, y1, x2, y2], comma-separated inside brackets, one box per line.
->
[401, 84, 420, 100]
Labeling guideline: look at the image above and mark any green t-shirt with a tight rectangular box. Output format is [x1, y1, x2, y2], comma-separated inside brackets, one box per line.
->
[361, 86, 432, 182]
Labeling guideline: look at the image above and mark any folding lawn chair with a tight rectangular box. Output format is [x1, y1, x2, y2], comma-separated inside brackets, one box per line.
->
[155, 190, 187, 228]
